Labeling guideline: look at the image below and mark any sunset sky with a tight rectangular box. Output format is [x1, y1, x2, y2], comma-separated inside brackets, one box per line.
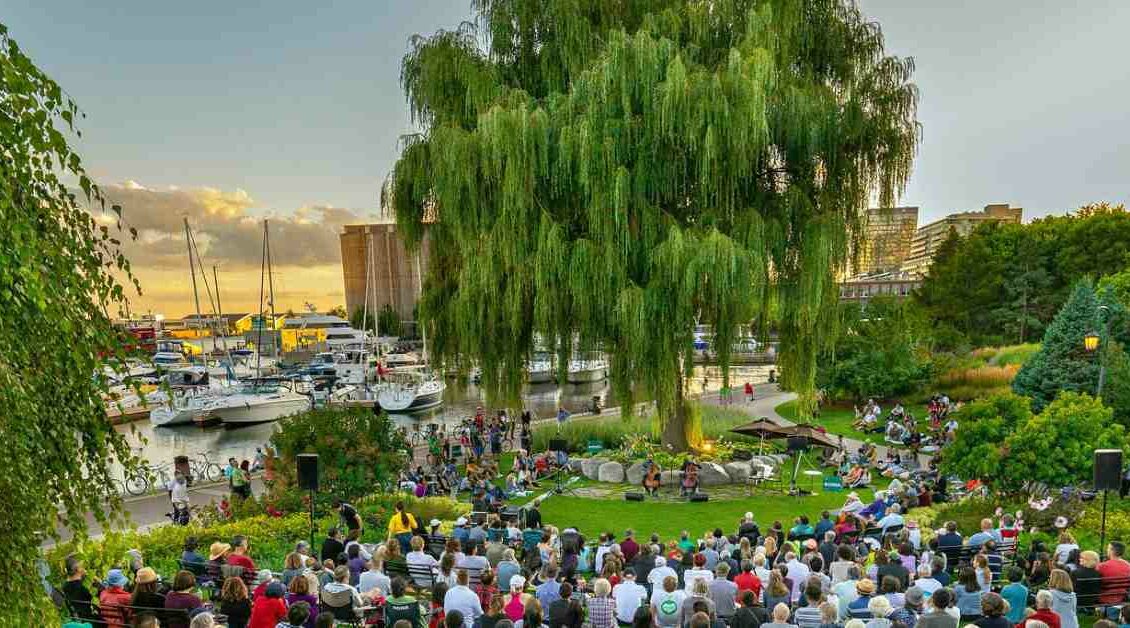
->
[5, 0, 1129, 317]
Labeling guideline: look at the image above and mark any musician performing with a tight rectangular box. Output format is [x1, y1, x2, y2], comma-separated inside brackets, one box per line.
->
[681, 456, 701, 497]
[642, 458, 661, 497]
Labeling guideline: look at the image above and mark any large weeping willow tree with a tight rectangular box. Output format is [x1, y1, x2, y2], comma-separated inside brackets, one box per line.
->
[386, 0, 918, 450]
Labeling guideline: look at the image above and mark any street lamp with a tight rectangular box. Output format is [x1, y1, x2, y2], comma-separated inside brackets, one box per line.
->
[1084, 331, 1101, 353]
[1086, 305, 1113, 396]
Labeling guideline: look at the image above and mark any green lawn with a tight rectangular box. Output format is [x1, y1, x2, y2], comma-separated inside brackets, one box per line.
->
[774, 400, 877, 443]
[531, 481, 894, 540]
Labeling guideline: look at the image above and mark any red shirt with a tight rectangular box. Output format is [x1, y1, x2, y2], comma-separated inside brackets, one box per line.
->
[248, 596, 288, 628]
[1096, 558, 1130, 604]
[1017, 608, 1060, 628]
[227, 552, 257, 573]
[734, 572, 762, 598]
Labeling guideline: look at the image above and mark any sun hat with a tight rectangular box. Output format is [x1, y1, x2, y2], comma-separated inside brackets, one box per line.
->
[509, 575, 527, 589]
[455, 516, 468, 526]
[430, 518, 442, 527]
[209, 542, 232, 561]
[905, 586, 925, 607]
[847, 492, 859, 500]
[856, 579, 876, 595]
[105, 569, 128, 588]
[256, 569, 273, 585]
[135, 567, 158, 584]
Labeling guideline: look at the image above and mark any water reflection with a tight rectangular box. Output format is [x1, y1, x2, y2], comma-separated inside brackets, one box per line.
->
[119, 364, 772, 467]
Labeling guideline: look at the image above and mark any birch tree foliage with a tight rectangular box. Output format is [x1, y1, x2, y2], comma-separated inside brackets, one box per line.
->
[386, 0, 919, 448]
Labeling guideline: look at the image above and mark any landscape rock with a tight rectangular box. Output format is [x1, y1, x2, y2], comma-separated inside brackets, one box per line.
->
[581, 457, 609, 480]
[698, 462, 731, 486]
[660, 470, 682, 487]
[598, 462, 626, 483]
[626, 462, 649, 485]
[723, 461, 752, 483]
[568, 459, 584, 473]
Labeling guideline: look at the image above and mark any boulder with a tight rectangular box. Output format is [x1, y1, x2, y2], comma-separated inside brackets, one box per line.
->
[598, 462, 626, 483]
[723, 461, 752, 483]
[626, 462, 649, 485]
[660, 470, 682, 487]
[581, 457, 609, 480]
[750, 455, 777, 468]
[568, 458, 585, 473]
[698, 462, 731, 486]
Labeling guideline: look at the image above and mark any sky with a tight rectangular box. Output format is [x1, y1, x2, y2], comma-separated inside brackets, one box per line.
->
[4, 1, 1129, 316]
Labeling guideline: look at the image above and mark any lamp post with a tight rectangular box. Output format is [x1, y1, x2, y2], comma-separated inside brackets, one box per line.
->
[1084, 305, 1112, 396]
[1085, 305, 1112, 554]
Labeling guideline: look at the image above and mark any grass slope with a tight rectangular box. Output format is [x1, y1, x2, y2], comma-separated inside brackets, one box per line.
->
[775, 400, 876, 444]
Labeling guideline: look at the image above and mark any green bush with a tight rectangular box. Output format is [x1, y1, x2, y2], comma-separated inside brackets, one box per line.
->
[267, 407, 409, 502]
[46, 494, 471, 584]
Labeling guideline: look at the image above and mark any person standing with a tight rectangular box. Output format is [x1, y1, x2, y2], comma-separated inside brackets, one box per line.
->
[334, 500, 363, 536]
[556, 407, 570, 428]
[169, 473, 190, 525]
[388, 501, 418, 555]
[744, 382, 754, 404]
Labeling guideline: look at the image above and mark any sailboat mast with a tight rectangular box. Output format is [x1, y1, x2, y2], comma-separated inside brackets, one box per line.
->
[255, 221, 267, 381]
[266, 220, 277, 356]
[415, 251, 426, 365]
[213, 265, 230, 357]
[184, 218, 204, 350]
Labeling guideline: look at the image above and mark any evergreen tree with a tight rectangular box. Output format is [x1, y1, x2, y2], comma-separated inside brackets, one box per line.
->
[1012, 281, 1127, 411]
[386, 0, 919, 448]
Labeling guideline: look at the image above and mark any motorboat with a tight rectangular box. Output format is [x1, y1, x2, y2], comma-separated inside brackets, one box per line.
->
[325, 327, 369, 350]
[152, 351, 191, 370]
[334, 349, 379, 385]
[384, 351, 420, 369]
[149, 366, 221, 426]
[567, 356, 608, 384]
[377, 369, 445, 413]
[208, 382, 311, 425]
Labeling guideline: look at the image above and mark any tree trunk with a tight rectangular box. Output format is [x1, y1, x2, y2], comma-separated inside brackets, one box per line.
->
[661, 396, 691, 452]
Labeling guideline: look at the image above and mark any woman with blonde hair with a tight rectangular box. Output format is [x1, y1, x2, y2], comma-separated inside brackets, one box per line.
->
[1054, 533, 1079, 566]
[763, 570, 791, 610]
[763, 536, 778, 565]
[735, 537, 753, 562]
[1049, 569, 1078, 628]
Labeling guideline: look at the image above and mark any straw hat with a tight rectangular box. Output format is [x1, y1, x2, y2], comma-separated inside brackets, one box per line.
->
[856, 579, 876, 595]
[209, 541, 232, 561]
[135, 567, 158, 584]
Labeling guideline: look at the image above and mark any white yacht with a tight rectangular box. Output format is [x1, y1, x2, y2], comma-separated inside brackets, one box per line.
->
[527, 355, 555, 384]
[149, 366, 222, 426]
[377, 369, 445, 412]
[208, 382, 311, 425]
[567, 356, 608, 384]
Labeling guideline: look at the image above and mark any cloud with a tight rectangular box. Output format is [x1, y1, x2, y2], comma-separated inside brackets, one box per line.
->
[91, 183, 375, 270]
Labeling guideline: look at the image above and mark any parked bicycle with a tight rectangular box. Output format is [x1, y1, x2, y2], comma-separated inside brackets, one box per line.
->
[188, 451, 224, 483]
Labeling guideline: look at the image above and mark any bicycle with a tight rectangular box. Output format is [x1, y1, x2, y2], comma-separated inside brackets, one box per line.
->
[189, 451, 225, 483]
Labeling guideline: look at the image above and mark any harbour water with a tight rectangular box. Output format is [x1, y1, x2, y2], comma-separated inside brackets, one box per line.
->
[117, 364, 774, 468]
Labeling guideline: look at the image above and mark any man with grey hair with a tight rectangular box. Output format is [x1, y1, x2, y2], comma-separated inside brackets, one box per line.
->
[877, 503, 905, 534]
[915, 562, 942, 596]
[708, 563, 738, 621]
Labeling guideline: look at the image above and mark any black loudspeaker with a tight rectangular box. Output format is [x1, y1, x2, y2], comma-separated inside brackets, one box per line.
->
[548, 438, 568, 452]
[689, 493, 710, 503]
[624, 492, 645, 502]
[1094, 449, 1124, 491]
[787, 436, 809, 452]
[297, 453, 319, 491]
[500, 506, 522, 522]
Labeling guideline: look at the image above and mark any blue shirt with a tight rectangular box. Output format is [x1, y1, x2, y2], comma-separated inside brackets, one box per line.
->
[1001, 583, 1028, 623]
[814, 519, 835, 540]
[453, 527, 470, 545]
[536, 579, 561, 609]
[966, 530, 1002, 547]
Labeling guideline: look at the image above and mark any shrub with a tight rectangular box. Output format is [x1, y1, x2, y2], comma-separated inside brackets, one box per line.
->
[935, 364, 1019, 389]
[267, 407, 409, 502]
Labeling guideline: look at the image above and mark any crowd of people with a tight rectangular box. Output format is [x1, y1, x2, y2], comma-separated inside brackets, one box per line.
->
[60, 489, 1130, 628]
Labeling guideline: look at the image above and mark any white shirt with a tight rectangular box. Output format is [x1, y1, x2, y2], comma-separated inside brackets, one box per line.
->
[613, 580, 649, 623]
[649, 566, 677, 589]
[358, 569, 391, 596]
[407, 551, 439, 570]
[443, 584, 483, 628]
[650, 588, 687, 627]
[915, 577, 942, 597]
[595, 545, 613, 574]
[682, 568, 714, 593]
[170, 481, 189, 505]
[785, 559, 811, 602]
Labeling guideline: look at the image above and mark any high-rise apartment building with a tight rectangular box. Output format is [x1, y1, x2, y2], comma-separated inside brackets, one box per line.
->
[901, 203, 1023, 275]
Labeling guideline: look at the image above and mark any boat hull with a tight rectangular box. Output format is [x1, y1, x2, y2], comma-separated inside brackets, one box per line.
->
[151, 405, 208, 427]
[567, 367, 607, 384]
[211, 396, 311, 425]
[378, 381, 446, 413]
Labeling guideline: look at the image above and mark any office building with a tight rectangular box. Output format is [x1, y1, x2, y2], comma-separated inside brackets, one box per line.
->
[902, 203, 1023, 275]
[853, 206, 919, 275]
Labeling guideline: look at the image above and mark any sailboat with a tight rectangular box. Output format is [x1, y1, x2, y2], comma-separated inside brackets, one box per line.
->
[208, 220, 312, 425]
[567, 352, 609, 384]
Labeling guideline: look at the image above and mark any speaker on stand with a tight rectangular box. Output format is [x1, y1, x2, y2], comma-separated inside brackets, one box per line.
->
[297, 454, 319, 550]
[1094, 449, 1124, 554]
